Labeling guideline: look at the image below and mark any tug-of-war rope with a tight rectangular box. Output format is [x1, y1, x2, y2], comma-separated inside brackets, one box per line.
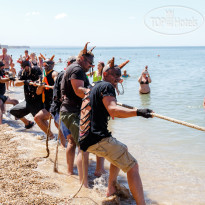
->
[117, 102, 205, 132]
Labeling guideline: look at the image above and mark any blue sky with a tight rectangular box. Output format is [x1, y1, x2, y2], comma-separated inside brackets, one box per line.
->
[0, 0, 204, 46]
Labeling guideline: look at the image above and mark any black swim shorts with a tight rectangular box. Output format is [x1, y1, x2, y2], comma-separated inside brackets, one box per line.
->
[0, 95, 8, 104]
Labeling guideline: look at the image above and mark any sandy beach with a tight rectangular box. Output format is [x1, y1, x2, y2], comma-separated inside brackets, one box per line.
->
[0, 87, 136, 205]
[0, 123, 136, 205]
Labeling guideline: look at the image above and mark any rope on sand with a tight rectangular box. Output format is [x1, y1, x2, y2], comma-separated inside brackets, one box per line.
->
[44, 114, 52, 158]
[117, 102, 205, 132]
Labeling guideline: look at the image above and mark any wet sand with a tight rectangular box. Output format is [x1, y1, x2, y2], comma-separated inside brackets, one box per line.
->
[0, 87, 136, 205]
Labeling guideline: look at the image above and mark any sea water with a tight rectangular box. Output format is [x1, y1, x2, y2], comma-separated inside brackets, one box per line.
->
[7, 46, 205, 204]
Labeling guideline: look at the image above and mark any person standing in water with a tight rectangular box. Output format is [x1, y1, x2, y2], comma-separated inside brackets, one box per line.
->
[138, 66, 151, 94]
[122, 69, 130, 78]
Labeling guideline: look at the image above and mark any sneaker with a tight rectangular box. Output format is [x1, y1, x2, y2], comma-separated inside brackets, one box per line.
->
[25, 121, 34, 129]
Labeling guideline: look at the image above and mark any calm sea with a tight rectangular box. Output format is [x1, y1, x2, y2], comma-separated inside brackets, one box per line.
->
[7, 46, 205, 204]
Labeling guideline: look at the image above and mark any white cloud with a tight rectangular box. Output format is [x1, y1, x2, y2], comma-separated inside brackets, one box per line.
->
[25, 11, 40, 16]
[55, 13, 67, 20]
[128, 16, 136, 20]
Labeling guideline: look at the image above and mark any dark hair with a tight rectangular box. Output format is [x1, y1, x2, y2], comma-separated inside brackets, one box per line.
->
[98, 61, 105, 76]
[99, 61, 105, 68]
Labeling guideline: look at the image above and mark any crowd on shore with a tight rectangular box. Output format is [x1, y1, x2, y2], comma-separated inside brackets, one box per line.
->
[2, 43, 203, 204]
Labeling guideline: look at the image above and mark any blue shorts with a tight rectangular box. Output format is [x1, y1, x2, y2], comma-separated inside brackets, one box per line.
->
[52, 112, 71, 139]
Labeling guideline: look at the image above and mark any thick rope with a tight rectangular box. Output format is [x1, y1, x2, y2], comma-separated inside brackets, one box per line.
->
[53, 113, 62, 172]
[117, 102, 205, 132]
[29, 81, 54, 89]
[44, 114, 52, 158]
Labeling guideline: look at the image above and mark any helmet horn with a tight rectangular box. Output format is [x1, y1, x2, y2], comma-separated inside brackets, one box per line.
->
[89, 46, 96, 53]
[50, 55, 55, 61]
[40, 53, 46, 60]
[109, 57, 115, 68]
[83, 42, 90, 55]
[119, 60, 130, 69]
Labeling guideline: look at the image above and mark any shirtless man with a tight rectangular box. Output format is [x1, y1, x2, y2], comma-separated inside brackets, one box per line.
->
[0, 48, 12, 90]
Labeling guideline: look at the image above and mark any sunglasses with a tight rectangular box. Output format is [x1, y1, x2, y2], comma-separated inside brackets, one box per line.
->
[85, 57, 94, 66]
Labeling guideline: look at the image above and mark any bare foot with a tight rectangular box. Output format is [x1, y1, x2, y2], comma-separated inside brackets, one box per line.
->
[106, 185, 117, 197]
[67, 171, 74, 176]
[94, 169, 107, 177]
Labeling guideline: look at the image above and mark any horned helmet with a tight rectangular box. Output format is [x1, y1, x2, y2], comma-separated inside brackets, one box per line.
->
[103, 57, 129, 76]
[103, 57, 129, 94]
[42, 54, 55, 71]
[78, 42, 95, 64]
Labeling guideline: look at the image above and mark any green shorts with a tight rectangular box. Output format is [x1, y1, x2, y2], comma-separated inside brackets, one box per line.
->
[60, 111, 79, 146]
[87, 137, 137, 173]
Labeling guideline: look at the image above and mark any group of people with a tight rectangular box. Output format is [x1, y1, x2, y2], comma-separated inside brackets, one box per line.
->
[0, 43, 154, 205]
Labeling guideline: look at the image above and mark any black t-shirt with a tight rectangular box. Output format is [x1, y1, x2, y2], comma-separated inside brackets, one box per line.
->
[50, 71, 65, 116]
[60, 62, 90, 113]
[79, 81, 116, 151]
[44, 70, 55, 111]
[18, 66, 42, 104]
[0, 70, 6, 95]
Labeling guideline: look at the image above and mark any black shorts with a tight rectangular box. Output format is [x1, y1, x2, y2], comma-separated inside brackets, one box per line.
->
[0, 95, 8, 104]
[10, 100, 44, 118]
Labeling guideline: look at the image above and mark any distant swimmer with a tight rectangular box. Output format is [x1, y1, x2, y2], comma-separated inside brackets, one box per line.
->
[57, 58, 63, 63]
[157, 54, 160, 57]
[203, 98, 205, 109]
[138, 65, 151, 94]
[122, 69, 130, 78]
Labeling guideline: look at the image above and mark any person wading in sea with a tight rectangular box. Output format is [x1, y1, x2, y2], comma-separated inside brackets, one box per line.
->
[138, 65, 151, 94]
[79, 57, 153, 205]
[10, 60, 43, 129]
[34, 56, 59, 140]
